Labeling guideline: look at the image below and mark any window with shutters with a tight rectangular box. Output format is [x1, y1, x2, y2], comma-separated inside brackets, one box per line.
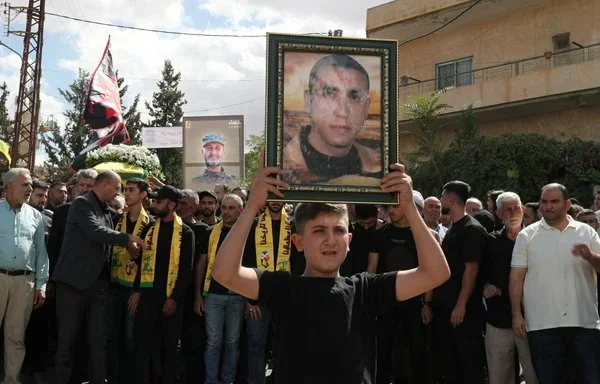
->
[435, 57, 473, 90]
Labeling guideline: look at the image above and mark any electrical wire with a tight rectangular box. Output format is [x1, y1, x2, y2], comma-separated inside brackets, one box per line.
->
[399, 0, 485, 46]
[183, 96, 264, 113]
[45, 11, 267, 37]
[0, 40, 22, 58]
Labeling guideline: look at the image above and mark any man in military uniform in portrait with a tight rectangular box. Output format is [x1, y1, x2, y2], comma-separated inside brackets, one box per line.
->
[192, 133, 236, 185]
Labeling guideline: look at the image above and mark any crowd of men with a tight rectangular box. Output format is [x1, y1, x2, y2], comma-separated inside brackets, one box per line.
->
[0, 165, 599, 384]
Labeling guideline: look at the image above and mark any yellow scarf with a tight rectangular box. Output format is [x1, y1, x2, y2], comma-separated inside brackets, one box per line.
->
[203, 221, 224, 296]
[255, 209, 291, 272]
[140, 214, 183, 297]
[111, 208, 149, 286]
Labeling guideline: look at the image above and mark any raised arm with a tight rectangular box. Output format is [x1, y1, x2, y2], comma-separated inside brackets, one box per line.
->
[381, 164, 450, 301]
[211, 167, 288, 300]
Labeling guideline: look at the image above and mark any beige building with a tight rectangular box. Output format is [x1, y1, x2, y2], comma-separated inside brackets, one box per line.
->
[367, 0, 600, 155]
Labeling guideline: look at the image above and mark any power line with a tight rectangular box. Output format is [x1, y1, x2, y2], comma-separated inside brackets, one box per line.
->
[184, 96, 264, 114]
[399, 0, 485, 46]
[0, 39, 21, 58]
[402, 11, 509, 72]
[45, 11, 267, 37]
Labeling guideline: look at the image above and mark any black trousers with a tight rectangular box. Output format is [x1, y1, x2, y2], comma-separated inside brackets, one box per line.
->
[55, 280, 111, 384]
[24, 298, 50, 373]
[377, 302, 428, 384]
[106, 284, 136, 384]
[181, 305, 206, 384]
[432, 305, 486, 384]
[134, 290, 184, 384]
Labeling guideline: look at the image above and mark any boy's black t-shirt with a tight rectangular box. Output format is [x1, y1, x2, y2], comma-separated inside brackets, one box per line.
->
[257, 270, 398, 384]
[433, 214, 487, 310]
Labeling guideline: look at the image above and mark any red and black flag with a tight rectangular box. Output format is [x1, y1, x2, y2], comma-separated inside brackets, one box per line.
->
[71, 36, 130, 170]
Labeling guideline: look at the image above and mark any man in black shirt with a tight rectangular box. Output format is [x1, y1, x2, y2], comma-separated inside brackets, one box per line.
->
[483, 192, 537, 384]
[197, 190, 220, 226]
[433, 180, 487, 384]
[132, 186, 194, 384]
[197, 194, 246, 384]
[176, 189, 209, 384]
[209, 164, 451, 384]
[340, 204, 379, 277]
[107, 178, 151, 384]
[242, 200, 293, 384]
[368, 191, 430, 384]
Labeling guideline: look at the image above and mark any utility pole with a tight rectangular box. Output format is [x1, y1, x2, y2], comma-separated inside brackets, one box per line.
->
[6, 0, 45, 170]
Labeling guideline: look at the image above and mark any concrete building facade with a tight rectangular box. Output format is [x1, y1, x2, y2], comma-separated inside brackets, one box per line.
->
[367, 0, 600, 154]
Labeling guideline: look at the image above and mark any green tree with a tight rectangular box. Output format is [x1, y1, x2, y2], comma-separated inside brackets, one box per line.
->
[0, 82, 13, 144]
[453, 104, 478, 148]
[244, 131, 265, 182]
[401, 89, 451, 186]
[117, 73, 143, 145]
[41, 69, 92, 181]
[411, 133, 600, 207]
[145, 60, 187, 186]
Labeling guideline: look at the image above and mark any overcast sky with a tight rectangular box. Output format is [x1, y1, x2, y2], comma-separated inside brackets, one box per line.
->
[0, 0, 388, 164]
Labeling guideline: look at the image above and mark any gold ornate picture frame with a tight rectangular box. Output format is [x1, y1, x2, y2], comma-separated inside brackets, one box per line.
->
[265, 33, 399, 204]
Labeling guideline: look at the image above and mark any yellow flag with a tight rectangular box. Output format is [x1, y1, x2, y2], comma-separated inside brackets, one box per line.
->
[0, 139, 10, 164]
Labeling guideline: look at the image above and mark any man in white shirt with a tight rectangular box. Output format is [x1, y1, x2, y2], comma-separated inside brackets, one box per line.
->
[509, 183, 600, 384]
[423, 196, 447, 240]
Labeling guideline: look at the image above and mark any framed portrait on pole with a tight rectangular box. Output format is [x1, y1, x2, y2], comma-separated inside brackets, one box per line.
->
[264, 33, 399, 204]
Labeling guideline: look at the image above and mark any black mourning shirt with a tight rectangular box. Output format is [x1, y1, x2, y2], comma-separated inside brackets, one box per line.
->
[341, 222, 378, 277]
[484, 228, 517, 328]
[433, 215, 487, 310]
[257, 271, 398, 384]
[370, 222, 420, 306]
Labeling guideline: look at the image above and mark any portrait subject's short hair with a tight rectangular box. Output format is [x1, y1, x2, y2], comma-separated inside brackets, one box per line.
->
[308, 54, 370, 92]
[294, 203, 348, 233]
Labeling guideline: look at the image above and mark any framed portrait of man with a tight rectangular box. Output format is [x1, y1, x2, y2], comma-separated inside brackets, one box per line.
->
[182, 115, 244, 192]
[265, 33, 399, 204]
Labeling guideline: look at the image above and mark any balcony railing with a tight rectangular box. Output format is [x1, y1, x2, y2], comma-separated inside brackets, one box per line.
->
[400, 43, 600, 95]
